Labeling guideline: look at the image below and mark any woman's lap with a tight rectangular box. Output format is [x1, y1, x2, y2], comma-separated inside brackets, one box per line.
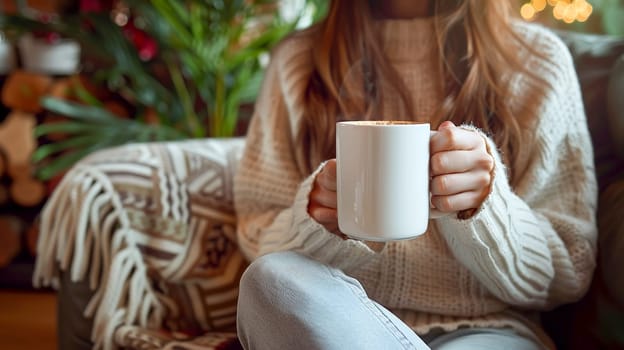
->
[237, 251, 543, 350]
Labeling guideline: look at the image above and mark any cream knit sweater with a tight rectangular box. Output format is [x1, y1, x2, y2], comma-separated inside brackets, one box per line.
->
[233, 18, 598, 347]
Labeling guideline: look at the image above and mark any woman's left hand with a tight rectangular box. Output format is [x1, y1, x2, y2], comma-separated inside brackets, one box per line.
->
[429, 121, 495, 214]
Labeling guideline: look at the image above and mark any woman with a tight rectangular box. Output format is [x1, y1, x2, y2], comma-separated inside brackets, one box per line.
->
[233, 0, 598, 349]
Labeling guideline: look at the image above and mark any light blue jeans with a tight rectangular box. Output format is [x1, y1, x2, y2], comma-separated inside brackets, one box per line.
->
[237, 251, 544, 350]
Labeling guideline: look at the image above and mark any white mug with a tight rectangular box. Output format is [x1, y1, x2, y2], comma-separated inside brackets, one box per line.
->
[336, 121, 444, 241]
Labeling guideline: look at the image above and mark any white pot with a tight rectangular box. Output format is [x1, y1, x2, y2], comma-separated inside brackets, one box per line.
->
[0, 33, 17, 75]
[18, 34, 81, 75]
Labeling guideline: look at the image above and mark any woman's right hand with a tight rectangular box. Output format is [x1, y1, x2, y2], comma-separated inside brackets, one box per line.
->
[308, 159, 343, 236]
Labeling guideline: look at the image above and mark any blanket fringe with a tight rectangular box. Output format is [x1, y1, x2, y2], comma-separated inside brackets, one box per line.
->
[33, 163, 170, 350]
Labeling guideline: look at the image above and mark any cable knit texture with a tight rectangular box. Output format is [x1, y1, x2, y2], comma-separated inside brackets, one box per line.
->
[233, 18, 597, 348]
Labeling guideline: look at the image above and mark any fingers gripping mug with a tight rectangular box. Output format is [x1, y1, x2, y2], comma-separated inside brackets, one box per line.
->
[336, 121, 444, 241]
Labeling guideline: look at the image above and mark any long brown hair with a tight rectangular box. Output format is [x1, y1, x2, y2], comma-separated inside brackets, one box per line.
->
[296, 0, 547, 183]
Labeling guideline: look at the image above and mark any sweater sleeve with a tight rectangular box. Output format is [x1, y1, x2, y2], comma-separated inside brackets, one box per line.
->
[435, 33, 598, 310]
[233, 38, 378, 269]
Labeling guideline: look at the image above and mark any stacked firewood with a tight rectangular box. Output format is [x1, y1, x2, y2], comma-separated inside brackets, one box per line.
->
[0, 68, 130, 272]
[0, 71, 49, 206]
[0, 0, 92, 285]
[0, 71, 98, 268]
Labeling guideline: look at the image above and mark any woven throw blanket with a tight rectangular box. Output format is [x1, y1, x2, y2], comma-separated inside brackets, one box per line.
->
[33, 138, 247, 350]
[114, 326, 241, 350]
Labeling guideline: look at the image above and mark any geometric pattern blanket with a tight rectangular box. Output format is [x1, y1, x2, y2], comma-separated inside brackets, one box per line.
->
[32, 138, 247, 350]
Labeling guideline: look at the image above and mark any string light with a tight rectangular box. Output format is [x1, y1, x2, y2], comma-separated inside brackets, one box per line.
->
[520, 0, 593, 23]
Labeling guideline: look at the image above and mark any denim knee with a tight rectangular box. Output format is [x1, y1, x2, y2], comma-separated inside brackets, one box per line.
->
[239, 251, 311, 305]
[239, 251, 333, 317]
[236, 251, 429, 350]
[237, 251, 316, 343]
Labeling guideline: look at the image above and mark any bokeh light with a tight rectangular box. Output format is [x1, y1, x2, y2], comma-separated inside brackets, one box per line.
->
[520, 0, 593, 23]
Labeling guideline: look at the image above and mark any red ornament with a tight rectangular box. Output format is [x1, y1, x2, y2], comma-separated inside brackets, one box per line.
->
[138, 38, 158, 61]
[32, 13, 61, 43]
[122, 22, 158, 61]
[43, 32, 61, 44]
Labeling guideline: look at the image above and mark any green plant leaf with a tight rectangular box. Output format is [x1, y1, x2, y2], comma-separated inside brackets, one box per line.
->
[238, 69, 265, 104]
[71, 81, 104, 107]
[32, 135, 103, 163]
[34, 121, 106, 137]
[150, 0, 191, 42]
[35, 146, 98, 180]
[41, 98, 124, 123]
